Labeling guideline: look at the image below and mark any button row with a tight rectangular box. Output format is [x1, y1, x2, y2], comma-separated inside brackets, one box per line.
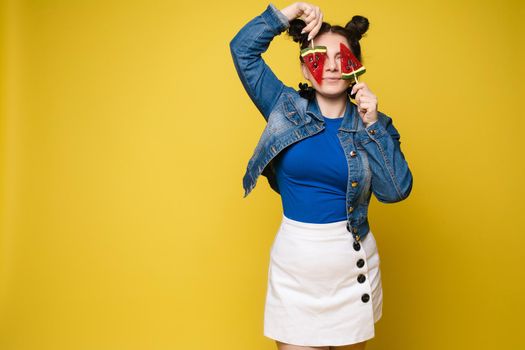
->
[353, 239, 369, 303]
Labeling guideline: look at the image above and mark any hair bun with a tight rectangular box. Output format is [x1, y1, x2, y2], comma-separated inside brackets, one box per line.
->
[298, 82, 315, 100]
[287, 18, 309, 44]
[344, 15, 369, 41]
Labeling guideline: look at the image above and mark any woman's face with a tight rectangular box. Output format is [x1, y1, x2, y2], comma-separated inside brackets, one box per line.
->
[301, 32, 353, 98]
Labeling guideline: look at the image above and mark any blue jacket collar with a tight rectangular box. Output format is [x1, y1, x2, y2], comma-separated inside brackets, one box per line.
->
[305, 94, 361, 132]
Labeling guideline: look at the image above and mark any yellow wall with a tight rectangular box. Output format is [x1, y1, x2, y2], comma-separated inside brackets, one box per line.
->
[1, 0, 523, 349]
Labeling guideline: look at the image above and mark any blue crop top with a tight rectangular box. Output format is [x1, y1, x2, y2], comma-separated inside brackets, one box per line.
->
[274, 115, 348, 223]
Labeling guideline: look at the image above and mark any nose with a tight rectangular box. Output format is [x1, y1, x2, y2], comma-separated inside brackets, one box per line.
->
[326, 56, 338, 71]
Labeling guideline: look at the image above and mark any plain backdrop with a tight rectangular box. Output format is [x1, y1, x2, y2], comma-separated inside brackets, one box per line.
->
[1, 0, 524, 349]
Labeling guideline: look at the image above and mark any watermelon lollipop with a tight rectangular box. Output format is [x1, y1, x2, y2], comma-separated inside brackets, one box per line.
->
[300, 45, 327, 85]
[340, 42, 366, 81]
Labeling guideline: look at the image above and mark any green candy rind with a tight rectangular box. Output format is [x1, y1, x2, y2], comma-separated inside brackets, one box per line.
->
[300, 46, 327, 57]
[341, 67, 366, 79]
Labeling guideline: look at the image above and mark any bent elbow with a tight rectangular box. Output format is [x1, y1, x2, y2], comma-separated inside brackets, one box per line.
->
[229, 39, 239, 60]
[374, 172, 413, 204]
[393, 177, 413, 203]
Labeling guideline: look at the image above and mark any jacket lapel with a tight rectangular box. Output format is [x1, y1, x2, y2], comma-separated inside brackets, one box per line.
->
[303, 94, 360, 132]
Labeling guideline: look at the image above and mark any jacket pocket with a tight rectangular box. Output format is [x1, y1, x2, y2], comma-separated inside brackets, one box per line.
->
[282, 95, 303, 126]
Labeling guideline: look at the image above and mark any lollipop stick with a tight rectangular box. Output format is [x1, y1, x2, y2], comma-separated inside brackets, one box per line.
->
[353, 71, 359, 84]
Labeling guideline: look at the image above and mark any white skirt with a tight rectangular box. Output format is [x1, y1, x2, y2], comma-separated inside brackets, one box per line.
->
[264, 214, 383, 346]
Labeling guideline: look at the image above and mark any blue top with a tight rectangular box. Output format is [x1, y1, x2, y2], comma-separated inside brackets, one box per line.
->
[274, 115, 348, 223]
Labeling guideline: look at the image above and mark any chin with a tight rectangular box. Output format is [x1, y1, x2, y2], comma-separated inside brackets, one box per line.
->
[315, 86, 348, 98]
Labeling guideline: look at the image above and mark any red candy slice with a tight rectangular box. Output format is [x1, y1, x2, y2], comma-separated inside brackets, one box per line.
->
[300, 46, 327, 85]
[340, 42, 366, 80]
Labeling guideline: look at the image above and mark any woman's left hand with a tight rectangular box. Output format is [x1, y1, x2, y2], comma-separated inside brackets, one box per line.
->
[350, 82, 378, 126]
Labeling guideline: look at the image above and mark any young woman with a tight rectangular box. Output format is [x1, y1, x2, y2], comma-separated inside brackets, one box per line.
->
[229, 2, 413, 350]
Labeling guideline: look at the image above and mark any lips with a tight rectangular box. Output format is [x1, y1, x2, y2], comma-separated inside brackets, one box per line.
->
[324, 77, 340, 80]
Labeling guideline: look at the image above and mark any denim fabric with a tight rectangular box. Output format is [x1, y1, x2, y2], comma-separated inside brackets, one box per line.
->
[229, 3, 413, 241]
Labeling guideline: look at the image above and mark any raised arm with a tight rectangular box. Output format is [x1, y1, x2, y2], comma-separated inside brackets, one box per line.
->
[229, 3, 291, 122]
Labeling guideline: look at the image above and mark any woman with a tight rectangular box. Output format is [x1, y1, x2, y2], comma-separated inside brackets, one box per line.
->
[229, 2, 413, 350]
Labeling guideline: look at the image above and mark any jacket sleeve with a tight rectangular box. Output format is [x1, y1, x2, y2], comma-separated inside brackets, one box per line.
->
[357, 112, 414, 203]
[229, 3, 291, 122]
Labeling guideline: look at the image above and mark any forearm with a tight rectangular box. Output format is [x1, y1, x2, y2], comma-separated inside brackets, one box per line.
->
[229, 3, 291, 121]
[357, 114, 413, 203]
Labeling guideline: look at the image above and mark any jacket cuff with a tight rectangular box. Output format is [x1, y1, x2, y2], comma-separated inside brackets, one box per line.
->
[357, 118, 388, 140]
[263, 3, 290, 35]
[364, 120, 378, 128]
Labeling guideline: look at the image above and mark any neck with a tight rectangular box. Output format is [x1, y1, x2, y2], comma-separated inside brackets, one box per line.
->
[315, 92, 347, 118]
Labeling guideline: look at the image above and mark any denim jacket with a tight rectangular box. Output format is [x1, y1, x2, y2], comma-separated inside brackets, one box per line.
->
[229, 3, 413, 241]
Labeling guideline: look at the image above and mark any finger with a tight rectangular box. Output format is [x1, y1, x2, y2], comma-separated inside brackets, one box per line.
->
[297, 2, 311, 15]
[312, 7, 320, 25]
[356, 96, 373, 107]
[310, 10, 323, 38]
[353, 86, 372, 100]
[356, 90, 377, 103]
[301, 6, 315, 23]
[306, 8, 319, 36]
[350, 82, 365, 95]
[303, 6, 321, 30]
[302, 9, 318, 32]
[355, 89, 367, 101]
[356, 96, 368, 106]
[358, 97, 377, 105]
[359, 103, 375, 114]
[353, 81, 368, 91]
[297, 6, 310, 22]
[356, 89, 374, 99]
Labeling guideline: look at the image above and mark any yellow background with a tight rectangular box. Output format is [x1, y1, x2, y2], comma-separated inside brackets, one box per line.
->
[1, 0, 523, 349]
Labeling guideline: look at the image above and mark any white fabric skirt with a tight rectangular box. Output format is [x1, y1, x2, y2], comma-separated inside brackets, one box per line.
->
[264, 213, 383, 346]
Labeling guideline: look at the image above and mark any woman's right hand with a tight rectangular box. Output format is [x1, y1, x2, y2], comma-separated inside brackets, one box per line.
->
[279, 2, 324, 41]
